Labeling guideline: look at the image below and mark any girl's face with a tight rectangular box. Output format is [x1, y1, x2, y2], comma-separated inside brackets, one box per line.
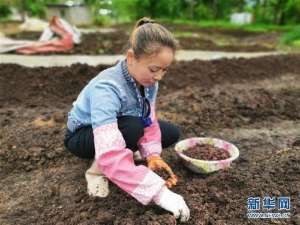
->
[126, 47, 174, 87]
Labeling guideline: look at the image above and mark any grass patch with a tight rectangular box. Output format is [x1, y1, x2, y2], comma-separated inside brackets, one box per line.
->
[293, 39, 300, 47]
[159, 18, 294, 33]
[173, 31, 198, 38]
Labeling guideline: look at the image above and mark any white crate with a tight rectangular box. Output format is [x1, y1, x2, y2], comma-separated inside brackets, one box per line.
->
[46, 2, 92, 26]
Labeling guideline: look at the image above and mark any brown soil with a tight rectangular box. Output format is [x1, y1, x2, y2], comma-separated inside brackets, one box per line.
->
[8, 22, 280, 54]
[155, 169, 171, 181]
[178, 36, 276, 52]
[1, 54, 300, 225]
[184, 144, 230, 160]
[8, 31, 129, 55]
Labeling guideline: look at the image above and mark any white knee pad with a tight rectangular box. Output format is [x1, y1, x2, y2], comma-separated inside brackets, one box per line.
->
[133, 151, 143, 162]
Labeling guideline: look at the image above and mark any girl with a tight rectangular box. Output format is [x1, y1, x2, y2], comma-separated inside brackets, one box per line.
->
[64, 17, 190, 222]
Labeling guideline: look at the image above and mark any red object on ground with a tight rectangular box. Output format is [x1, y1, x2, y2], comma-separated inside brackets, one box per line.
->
[16, 16, 74, 54]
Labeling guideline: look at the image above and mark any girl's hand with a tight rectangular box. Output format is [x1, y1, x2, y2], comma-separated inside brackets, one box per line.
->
[147, 155, 178, 188]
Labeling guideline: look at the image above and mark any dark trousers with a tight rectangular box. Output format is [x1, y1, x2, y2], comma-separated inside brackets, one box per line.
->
[64, 116, 181, 159]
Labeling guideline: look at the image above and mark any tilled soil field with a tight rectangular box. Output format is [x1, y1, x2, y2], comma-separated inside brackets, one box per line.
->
[8, 23, 279, 54]
[0, 54, 300, 225]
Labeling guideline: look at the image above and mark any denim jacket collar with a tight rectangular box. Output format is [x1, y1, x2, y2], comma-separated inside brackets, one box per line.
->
[121, 59, 136, 88]
[120, 59, 150, 101]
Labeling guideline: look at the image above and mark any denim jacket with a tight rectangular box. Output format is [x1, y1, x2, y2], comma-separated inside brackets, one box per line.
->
[67, 59, 158, 132]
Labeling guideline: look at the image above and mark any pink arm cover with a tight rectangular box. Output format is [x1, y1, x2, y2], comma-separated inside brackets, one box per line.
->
[138, 103, 162, 159]
[93, 122, 165, 205]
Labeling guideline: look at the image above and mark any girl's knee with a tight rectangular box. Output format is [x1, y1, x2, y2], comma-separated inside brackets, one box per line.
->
[170, 123, 181, 144]
[118, 116, 144, 150]
[63, 127, 95, 159]
[159, 120, 181, 148]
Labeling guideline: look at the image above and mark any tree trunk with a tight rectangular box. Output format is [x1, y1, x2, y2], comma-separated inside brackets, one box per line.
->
[274, 0, 284, 24]
[278, 11, 285, 25]
[212, 0, 218, 19]
[20, 0, 26, 22]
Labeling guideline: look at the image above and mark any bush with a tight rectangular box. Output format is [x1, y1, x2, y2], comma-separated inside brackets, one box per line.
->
[25, 2, 45, 18]
[281, 25, 300, 45]
[194, 4, 214, 20]
[93, 15, 111, 26]
[0, 3, 11, 18]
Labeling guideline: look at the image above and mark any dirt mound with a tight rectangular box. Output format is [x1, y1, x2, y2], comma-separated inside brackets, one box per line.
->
[1, 54, 300, 225]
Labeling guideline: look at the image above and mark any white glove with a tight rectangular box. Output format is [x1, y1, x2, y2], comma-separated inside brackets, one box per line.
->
[154, 186, 190, 222]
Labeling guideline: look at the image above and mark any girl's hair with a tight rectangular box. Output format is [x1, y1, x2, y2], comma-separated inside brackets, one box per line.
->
[129, 17, 177, 58]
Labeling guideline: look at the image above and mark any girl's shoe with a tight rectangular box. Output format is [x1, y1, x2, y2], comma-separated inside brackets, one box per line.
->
[85, 160, 109, 197]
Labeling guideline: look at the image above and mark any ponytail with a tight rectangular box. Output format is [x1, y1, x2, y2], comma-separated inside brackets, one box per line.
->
[128, 17, 177, 58]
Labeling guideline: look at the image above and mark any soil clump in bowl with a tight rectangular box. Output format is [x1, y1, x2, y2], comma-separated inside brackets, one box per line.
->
[184, 143, 230, 160]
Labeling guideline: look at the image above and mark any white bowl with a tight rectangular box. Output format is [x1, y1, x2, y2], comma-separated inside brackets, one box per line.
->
[175, 137, 239, 174]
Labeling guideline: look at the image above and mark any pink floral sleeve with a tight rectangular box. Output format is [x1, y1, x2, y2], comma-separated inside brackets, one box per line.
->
[138, 103, 162, 159]
[93, 122, 165, 205]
